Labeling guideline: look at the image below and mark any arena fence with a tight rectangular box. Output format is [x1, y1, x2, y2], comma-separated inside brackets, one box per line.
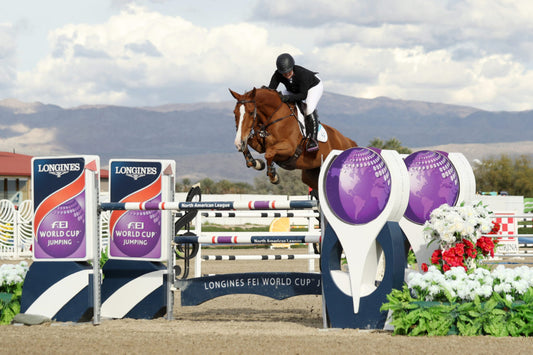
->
[0, 199, 33, 258]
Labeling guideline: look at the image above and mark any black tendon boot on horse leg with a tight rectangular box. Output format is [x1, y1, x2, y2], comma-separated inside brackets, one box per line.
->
[305, 110, 319, 152]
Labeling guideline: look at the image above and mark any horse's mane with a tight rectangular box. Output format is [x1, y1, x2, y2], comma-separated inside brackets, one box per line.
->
[256, 86, 283, 102]
[259, 85, 276, 92]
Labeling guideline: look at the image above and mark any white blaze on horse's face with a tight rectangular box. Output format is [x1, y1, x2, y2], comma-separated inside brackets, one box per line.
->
[234, 104, 246, 151]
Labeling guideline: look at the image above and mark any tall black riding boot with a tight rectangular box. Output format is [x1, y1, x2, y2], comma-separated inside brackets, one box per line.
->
[305, 111, 319, 152]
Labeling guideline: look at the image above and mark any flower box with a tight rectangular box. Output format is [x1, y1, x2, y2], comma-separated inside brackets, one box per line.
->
[382, 202, 533, 336]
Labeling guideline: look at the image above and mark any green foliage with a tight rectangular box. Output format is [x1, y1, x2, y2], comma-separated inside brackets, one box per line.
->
[177, 178, 253, 194]
[368, 137, 413, 154]
[407, 249, 417, 267]
[0, 262, 27, 324]
[100, 247, 109, 269]
[381, 285, 533, 336]
[0, 284, 23, 324]
[474, 154, 533, 196]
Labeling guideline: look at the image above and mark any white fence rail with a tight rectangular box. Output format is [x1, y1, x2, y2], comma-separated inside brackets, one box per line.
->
[0, 199, 33, 258]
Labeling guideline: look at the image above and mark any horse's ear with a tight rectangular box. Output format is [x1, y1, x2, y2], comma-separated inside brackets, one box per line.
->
[229, 89, 241, 100]
[250, 87, 257, 98]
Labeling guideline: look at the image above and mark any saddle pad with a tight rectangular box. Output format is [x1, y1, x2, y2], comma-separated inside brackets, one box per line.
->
[317, 124, 328, 142]
[296, 108, 328, 143]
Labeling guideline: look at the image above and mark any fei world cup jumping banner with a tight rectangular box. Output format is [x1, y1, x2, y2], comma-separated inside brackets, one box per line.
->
[108, 159, 175, 262]
[32, 156, 100, 261]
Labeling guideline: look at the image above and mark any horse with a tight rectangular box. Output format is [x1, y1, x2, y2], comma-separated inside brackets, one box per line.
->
[229, 87, 357, 191]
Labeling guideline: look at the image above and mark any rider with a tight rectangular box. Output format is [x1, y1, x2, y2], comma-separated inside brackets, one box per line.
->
[268, 53, 323, 152]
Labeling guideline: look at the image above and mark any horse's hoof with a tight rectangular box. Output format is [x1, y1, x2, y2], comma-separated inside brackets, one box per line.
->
[255, 159, 266, 171]
[270, 174, 280, 185]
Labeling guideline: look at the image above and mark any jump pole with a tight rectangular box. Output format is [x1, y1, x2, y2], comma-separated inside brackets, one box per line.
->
[100, 200, 317, 211]
[174, 233, 320, 244]
[201, 254, 320, 261]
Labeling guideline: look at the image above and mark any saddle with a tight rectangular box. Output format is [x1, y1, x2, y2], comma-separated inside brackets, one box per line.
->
[292, 103, 328, 143]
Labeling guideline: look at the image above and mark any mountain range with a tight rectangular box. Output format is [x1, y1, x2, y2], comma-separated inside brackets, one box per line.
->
[1, 93, 532, 183]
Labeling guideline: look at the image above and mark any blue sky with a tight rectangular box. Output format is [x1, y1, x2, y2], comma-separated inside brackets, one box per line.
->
[1, 0, 533, 111]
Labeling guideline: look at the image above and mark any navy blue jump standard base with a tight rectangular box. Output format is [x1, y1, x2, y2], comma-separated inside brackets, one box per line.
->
[101, 260, 168, 319]
[321, 221, 408, 329]
[20, 261, 94, 322]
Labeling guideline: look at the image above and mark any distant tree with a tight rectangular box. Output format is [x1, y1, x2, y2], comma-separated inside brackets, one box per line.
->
[368, 137, 412, 154]
[512, 156, 533, 197]
[177, 178, 253, 194]
[174, 169, 310, 196]
[212, 179, 252, 194]
[175, 178, 192, 192]
[474, 155, 533, 196]
[199, 178, 215, 194]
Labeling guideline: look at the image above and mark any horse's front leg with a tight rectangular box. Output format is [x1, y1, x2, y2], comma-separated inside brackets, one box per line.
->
[266, 163, 280, 184]
[263, 142, 293, 185]
[243, 148, 265, 171]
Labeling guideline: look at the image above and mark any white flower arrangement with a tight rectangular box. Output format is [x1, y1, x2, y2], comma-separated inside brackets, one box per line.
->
[383, 201, 533, 336]
[0, 261, 29, 325]
[423, 201, 494, 249]
[0, 261, 29, 289]
[406, 265, 533, 303]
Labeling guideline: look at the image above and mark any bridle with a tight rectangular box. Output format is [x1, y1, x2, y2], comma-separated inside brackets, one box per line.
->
[237, 98, 297, 150]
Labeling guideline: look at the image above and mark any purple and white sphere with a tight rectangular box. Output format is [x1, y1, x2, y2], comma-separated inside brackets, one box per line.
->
[403, 150, 459, 224]
[325, 147, 391, 224]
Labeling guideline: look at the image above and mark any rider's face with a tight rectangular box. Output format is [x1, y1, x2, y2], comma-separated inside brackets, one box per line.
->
[282, 70, 294, 79]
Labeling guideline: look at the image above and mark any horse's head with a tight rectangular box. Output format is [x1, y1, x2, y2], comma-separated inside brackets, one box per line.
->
[229, 88, 258, 152]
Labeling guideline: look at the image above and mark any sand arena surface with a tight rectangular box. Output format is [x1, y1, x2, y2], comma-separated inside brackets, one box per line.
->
[3, 248, 533, 354]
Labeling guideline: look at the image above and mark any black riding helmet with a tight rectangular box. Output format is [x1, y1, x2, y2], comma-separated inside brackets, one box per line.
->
[276, 53, 295, 74]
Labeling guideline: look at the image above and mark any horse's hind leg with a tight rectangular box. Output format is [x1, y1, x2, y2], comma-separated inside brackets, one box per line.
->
[243, 149, 265, 171]
[267, 163, 280, 184]
[302, 168, 320, 191]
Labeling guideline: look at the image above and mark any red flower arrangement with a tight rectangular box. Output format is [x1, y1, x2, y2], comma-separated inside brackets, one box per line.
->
[421, 202, 500, 273]
[424, 231, 499, 272]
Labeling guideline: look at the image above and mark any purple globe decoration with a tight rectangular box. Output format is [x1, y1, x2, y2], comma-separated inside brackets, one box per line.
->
[403, 150, 460, 224]
[325, 147, 391, 225]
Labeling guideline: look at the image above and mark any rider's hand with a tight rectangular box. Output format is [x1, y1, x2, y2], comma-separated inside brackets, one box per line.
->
[280, 95, 290, 103]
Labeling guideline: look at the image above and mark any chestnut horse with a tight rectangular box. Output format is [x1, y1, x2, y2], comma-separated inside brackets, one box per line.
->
[229, 87, 357, 190]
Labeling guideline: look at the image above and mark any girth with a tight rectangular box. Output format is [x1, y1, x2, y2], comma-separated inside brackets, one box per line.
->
[275, 138, 306, 170]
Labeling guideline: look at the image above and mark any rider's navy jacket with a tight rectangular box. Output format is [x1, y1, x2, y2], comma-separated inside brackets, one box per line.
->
[268, 65, 320, 102]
